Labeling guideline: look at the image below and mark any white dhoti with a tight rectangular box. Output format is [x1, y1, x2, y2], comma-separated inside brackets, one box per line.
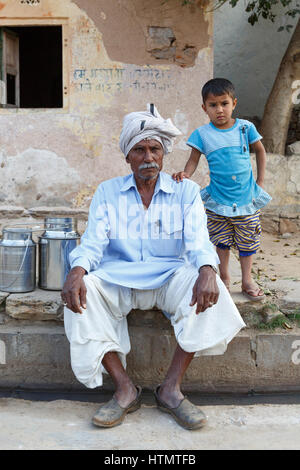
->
[64, 264, 245, 389]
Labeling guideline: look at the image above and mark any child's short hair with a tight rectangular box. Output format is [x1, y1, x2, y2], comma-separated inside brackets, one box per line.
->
[202, 78, 235, 103]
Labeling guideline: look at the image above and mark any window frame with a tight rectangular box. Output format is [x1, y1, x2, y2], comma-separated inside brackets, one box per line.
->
[1, 27, 20, 108]
[0, 17, 69, 113]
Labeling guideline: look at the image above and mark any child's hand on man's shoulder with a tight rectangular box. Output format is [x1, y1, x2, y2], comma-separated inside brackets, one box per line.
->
[172, 171, 190, 183]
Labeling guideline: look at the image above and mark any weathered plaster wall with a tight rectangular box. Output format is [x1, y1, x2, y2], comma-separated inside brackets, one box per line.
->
[0, 0, 213, 208]
[72, 0, 210, 66]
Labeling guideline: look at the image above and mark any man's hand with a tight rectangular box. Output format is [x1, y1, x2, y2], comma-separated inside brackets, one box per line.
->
[190, 266, 219, 314]
[61, 266, 87, 314]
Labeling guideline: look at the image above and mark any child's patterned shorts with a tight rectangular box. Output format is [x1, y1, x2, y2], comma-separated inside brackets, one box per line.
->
[206, 209, 261, 257]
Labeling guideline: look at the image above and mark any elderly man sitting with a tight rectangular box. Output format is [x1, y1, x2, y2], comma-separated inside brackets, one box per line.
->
[62, 104, 245, 430]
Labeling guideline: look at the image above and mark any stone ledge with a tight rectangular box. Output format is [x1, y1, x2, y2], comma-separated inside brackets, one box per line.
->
[0, 324, 300, 392]
[27, 207, 89, 220]
[0, 281, 298, 328]
[0, 206, 26, 218]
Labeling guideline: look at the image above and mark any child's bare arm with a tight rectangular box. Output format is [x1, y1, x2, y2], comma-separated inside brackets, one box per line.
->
[172, 148, 201, 182]
[251, 140, 266, 188]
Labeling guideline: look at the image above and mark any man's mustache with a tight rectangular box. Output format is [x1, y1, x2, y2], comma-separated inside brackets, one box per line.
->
[138, 163, 160, 171]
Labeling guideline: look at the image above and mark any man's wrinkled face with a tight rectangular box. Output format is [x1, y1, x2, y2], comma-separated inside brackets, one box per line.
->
[126, 139, 164, 181]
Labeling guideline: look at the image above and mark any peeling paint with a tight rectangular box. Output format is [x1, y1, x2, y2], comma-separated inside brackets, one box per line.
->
[72, 0, 210, 67]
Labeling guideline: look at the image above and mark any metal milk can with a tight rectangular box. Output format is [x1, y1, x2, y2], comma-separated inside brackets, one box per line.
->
[38, 217, 80, 291]
[0, 227, 36, 293]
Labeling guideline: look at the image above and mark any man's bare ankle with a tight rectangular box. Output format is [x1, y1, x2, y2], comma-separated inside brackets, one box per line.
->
[114, 382, 137, 407]
[158, 383, 183, 408]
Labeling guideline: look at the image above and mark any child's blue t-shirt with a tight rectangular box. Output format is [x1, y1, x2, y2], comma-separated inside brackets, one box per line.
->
[187, 118, 272, 217]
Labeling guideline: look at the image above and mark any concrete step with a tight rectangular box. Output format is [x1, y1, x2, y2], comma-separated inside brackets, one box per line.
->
[0, 318, 300, 392]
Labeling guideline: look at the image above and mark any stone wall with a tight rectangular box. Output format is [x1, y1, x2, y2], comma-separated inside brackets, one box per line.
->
[256, 146, 300, 234]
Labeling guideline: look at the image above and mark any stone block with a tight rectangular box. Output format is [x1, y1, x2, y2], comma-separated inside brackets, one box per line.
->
[286, 141, 300, 156]
[147, 27, 175, 51]
[260, 215, 279, 234]
[127, 308, 170, 329]
[278, 280, 300, 314]
[5, 288, 63, 321]
[128, 325, 255, 392]
[127, 326, 176, 386]
[183, 334, 255, 392]
[255, 331, 300, 391]
[0, 324, 78, 389]
[279, 218, 298, 234]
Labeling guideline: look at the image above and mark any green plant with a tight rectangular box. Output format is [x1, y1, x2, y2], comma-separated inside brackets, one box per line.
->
[257, 314, 290, 330]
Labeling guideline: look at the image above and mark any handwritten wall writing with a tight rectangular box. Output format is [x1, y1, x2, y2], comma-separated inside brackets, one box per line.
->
[72, 67, 174, 94]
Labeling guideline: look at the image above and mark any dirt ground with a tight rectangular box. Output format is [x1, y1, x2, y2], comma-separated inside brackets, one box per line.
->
[255, 231, 300, 280]
[229, 230, 300, 288]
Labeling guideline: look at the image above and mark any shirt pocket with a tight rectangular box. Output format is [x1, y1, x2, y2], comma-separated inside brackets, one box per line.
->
[149, 219, 183, 257]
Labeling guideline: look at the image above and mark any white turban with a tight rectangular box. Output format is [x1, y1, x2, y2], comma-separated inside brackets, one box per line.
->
[119, 103, 182, 156]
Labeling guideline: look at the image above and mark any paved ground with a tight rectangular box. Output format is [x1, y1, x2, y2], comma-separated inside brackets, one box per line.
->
[1, 394, 300, 450]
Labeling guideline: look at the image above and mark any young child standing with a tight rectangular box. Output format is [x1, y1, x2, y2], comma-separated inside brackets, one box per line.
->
[173, 78, 271, 300]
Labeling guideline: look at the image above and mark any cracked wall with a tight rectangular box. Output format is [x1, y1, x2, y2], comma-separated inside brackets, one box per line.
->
[72, 0, 210, 67]
[0, 0, 213, 208]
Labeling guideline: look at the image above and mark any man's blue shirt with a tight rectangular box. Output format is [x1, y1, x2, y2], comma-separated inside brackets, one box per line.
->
[70, 172, 219, 290]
